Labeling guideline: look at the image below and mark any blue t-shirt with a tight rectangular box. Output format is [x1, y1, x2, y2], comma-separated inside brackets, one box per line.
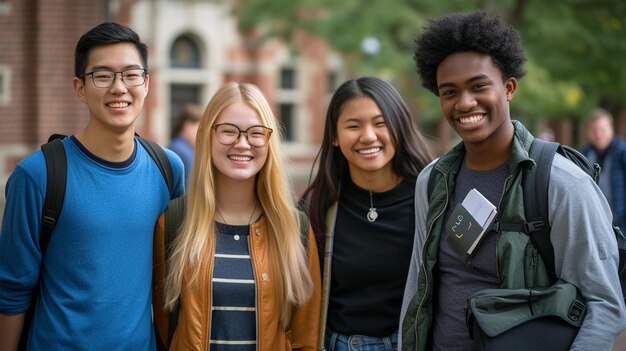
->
[0, 136, 184, 350]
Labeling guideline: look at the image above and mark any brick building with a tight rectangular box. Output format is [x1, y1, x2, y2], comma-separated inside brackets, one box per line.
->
[0, 0, 343, 214]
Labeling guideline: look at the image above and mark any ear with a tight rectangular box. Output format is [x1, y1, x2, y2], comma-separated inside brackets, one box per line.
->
[332, 138, 339, 147]
[73, 77, 87, 103]
[143, 73, 150, 96]
[505, 77, 518, 101]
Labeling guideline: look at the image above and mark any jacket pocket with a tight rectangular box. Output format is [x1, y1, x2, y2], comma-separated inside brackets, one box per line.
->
[285, 329, 305, 350]
[523, 242, 550, 287]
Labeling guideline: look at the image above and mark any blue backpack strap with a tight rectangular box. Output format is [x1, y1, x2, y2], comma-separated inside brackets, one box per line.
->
[525, 138, 559, 284]
[137, 136, 174, 199]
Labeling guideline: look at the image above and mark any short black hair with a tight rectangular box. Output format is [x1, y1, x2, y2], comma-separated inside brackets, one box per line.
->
[414, 11, 527, 95]
[74, 22, 148, 77]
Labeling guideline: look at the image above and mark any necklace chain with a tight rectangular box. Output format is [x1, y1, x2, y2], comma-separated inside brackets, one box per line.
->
[367, 190, 378, 222]
[216, 201, 258, 225]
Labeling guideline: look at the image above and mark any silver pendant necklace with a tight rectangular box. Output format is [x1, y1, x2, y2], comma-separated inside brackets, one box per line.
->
[367, 190, 378, 222]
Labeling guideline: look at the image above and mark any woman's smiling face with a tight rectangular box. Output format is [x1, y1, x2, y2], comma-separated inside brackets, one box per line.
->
[335, 96, 397, 184]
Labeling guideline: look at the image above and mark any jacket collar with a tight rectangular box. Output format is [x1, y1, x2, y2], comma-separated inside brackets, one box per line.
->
[435, 120, 535, 175]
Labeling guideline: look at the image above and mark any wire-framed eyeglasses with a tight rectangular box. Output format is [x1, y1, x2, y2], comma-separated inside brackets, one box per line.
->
[213, 123, 273, 147]
[80, 68, 147, 88]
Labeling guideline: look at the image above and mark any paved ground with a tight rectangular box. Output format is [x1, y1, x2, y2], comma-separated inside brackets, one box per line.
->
[613, 330, 626, 351]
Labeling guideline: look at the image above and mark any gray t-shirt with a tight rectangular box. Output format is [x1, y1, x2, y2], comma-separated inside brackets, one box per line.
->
[432, 160, 508, 351]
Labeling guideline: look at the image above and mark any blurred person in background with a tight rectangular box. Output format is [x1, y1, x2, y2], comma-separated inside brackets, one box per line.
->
[168, 104, 203, 187]
[537, 127, 555, 142]
[582, 107, 626, 234]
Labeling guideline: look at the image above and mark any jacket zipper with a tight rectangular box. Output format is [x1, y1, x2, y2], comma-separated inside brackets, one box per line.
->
[208, 280, 213, 351]
[413, 165, 516, 348]
[415, 172, 449, 350]
[207, 254, 215, 351]
[493, 172, 514, 282]
[249, 233, 260, 351]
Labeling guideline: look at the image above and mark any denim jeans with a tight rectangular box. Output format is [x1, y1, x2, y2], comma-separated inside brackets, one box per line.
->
[324, 328, 398, 351]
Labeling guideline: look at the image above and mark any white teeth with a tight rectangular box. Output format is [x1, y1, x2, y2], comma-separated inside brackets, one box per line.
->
[358, 147, 381, 155]
[230, 156, 252, 161]
[108, 102, 129, 108]
[459, 115, 484, 124]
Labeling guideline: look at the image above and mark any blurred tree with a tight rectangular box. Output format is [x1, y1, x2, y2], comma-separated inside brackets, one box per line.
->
[234, 0, 626, 122]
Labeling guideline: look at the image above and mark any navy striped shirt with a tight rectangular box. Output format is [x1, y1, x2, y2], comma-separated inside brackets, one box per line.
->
[211, 222, 256, 350]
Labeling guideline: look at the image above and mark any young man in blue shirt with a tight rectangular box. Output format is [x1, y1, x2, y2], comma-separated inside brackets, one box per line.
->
[0, 22, 184, 350]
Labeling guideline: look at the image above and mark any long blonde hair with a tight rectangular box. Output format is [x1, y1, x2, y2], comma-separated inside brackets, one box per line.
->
[164, 82, 313, 327]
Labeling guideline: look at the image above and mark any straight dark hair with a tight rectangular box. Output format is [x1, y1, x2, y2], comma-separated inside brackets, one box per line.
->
[300, 76, 434, 252]
[74, 22, 148, 77]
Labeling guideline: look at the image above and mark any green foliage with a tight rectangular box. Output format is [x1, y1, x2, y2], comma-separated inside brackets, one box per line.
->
[233, 0, 626, 122]
[514, 60, 593, 119]
[519, 1, 626, 118]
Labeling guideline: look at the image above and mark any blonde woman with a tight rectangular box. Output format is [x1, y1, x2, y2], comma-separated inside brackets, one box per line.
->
[153, 82, 321, 350]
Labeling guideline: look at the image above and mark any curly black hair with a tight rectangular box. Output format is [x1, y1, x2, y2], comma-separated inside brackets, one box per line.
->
[414, 11, 527, 95]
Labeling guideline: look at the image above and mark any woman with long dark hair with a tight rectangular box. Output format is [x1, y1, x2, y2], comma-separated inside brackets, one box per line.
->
[301, 77, 434, 350]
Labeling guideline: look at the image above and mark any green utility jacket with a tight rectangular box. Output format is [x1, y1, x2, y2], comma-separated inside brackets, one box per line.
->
[401, 121, 552, 351]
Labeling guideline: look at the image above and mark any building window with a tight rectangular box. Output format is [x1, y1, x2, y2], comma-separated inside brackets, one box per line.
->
[279, 103, 295, 142]
[0, 66, 10, 106]
[277, 64, 300, 143]
[170, 84, 201, 127]
[168, 34, 205, 133]
[170, 35, 202, 68]
[280, 68, 296, 90]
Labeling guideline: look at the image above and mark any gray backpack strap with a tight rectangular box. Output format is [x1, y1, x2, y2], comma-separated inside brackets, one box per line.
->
[524, 138, 559, 284]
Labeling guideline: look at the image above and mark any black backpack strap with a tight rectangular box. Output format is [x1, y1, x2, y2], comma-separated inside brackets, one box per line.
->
[163, 195, 186, 342]
[22, 137, 68, 351]
[164, 196, 185, 263]
[137, 136, 174, 199]
[40, 138, 67, 253]
[525, 138, 559, 284]
[47, 134, 67, 143]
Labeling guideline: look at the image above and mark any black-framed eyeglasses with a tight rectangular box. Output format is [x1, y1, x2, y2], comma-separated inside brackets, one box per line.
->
[213, 123, 273, 147]
[80, 68, 147, 88]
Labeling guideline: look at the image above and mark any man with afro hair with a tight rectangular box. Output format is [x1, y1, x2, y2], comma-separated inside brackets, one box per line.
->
[399, 11, 626, 351]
